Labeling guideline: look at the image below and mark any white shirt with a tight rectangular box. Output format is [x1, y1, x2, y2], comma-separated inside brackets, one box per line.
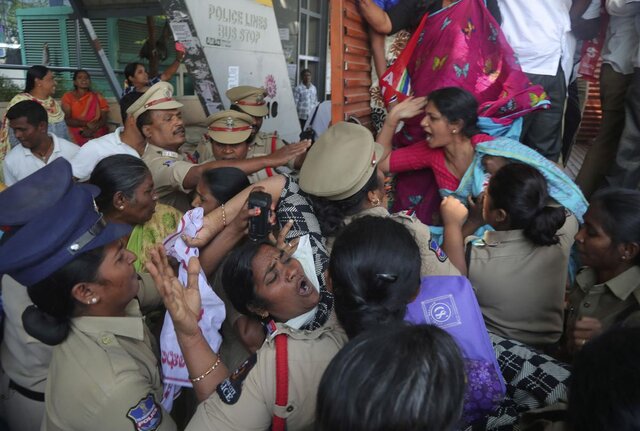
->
[70, 127, 142, 181]
[497, 1, 573, 77]
[303, 100, 331, 138]
[607, 0, 640, 68]
[3, 133, 79, 186]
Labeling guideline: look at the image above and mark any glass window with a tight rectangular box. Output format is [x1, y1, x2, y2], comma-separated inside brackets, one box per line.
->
[307, 0, 321, 13]
[299, 16, 307, 56]
[308, 16, 320, 57]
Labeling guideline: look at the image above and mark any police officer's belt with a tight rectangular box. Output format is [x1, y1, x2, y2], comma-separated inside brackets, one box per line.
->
[9, 379, 44, 402]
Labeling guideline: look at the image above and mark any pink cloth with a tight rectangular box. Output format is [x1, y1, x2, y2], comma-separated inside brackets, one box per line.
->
[381, 0, 549, 144]
[390, 134, 493, 191]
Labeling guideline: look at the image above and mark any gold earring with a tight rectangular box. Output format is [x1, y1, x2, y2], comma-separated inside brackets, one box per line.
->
[118, 205, 125, 210]
[452, 129, 457, 134]
[371, 197, 380, 207]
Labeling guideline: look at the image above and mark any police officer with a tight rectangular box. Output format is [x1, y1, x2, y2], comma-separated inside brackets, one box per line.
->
[0, 159, 175, 431]
[297, 122, 460, 276]
[198, 109, 308, 184]
[225, 85, 307, 178]
[131, 83, 310, 212]
[0, 160, 73, 431]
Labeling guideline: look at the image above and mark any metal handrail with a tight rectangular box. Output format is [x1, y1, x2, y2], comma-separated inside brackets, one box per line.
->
[0, 63, 189, 97]
[0, 63, 124, 75]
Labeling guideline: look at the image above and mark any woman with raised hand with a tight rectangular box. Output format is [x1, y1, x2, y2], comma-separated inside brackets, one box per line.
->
[145, 190, 347, 430]
[188, 122, 458, 276]
[122, 46, 184, 96]
[377, 87, 587, 232]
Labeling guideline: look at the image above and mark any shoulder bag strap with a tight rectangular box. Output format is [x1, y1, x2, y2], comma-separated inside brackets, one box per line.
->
[272, 333, 289, 431]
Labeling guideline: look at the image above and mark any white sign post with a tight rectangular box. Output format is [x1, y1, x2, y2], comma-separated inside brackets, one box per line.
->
[185, 0, 301, 141]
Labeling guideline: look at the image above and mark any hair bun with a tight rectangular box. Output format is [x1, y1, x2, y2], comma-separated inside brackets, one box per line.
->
[22, 305, 70, 346]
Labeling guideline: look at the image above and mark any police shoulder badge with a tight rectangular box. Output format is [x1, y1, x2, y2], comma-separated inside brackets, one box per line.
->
[216, 353, 258, 404]
[126, 393, 162, 431]
[429, 238, 449, 262]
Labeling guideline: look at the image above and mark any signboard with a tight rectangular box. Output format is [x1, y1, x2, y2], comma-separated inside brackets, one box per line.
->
[185, 0, 301, 141]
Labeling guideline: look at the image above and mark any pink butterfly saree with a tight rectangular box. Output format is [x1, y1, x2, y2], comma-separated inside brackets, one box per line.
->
[379, 0, 549, 224]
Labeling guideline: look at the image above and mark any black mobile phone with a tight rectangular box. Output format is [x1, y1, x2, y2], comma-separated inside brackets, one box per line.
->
[248, 191, 272, 242]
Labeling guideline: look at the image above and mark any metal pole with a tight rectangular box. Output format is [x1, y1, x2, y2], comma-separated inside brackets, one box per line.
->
[68, 0, 122, 100]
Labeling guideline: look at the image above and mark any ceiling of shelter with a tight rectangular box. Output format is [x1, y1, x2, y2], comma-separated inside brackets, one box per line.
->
[74, 0, 164, 18]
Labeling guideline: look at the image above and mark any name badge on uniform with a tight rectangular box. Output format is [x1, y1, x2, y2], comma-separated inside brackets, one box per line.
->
[126, 393, 163, 431]
[265, 319, 278, 340]
[429, 238, 449, 263]
[216, 353, 257, 405]
[159, 150, 179, 158]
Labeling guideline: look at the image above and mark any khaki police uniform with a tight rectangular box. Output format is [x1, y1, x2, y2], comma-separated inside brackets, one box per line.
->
[226, 86, 269, 118]
[196, 131, 292, 183]
[225, 86, 296, 180]
[0, 275, 52, 431]
[332, 206, 460, 277]
[127, 82, 193, 213]
[567, 265, 640, 332]
[467, 212, 579, 347]
[142, 143, 193, 212]
[42, 274, 177, 431]
[186, 314, 347, 431]
[298, 122, 458, 274]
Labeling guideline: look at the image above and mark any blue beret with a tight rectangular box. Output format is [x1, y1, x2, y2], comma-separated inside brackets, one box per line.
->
[0, 158, 74, 226]
[0, 182, 132, 286]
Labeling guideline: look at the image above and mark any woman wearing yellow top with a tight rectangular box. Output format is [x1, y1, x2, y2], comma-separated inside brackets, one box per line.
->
[0, 65, 70, 181]
[88, 154, 182, 271]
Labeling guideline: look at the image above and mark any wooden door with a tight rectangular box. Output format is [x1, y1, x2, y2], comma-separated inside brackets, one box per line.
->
[330, 0, 374, 130]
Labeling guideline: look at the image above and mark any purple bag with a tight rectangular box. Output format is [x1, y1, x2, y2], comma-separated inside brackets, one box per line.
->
[405, 275, 505, 424]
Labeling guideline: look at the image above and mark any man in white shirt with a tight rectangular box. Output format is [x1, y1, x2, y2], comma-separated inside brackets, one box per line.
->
[605, 0, 640, 189]
[497, 1, 573, 162]
[576, 1, 639, 196]
[3, 100, 78, 185]
[71, 91, 146, 181]
[293, 69, 318, 130]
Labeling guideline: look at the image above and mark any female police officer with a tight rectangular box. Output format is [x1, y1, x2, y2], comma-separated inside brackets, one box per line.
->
[0, 160, 177, 431]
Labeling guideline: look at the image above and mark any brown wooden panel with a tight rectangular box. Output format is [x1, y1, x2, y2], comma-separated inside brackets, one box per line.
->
[344, 8, 367, 27]
[331, 0, 374, 130]
[344, 44, 370, 57]
[345, 52, 371, 64]
[344, 106, 372, 118]
[575, 60, 603, 146]
[344, 35, 369, 51]
[344, 61, 371, 72]
[343, 100, 370, 112]
[344, 78, 372, 88]
[344, 92, 371, 104]
[344, 1, 360, 15]
[345, 25, 368, 41]
[344, 70, 371, 81]
[331, 0, 347, 125]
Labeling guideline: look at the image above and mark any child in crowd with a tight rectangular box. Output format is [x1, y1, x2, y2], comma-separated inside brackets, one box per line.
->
[191, 167, 250, 216]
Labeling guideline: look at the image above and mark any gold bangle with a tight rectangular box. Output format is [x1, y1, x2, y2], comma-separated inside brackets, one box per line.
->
[221, 203, 227, 227]
[189, 355, 222, 383]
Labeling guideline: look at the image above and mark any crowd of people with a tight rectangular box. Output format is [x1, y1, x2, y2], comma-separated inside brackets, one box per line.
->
[0, 0, 639, 430]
